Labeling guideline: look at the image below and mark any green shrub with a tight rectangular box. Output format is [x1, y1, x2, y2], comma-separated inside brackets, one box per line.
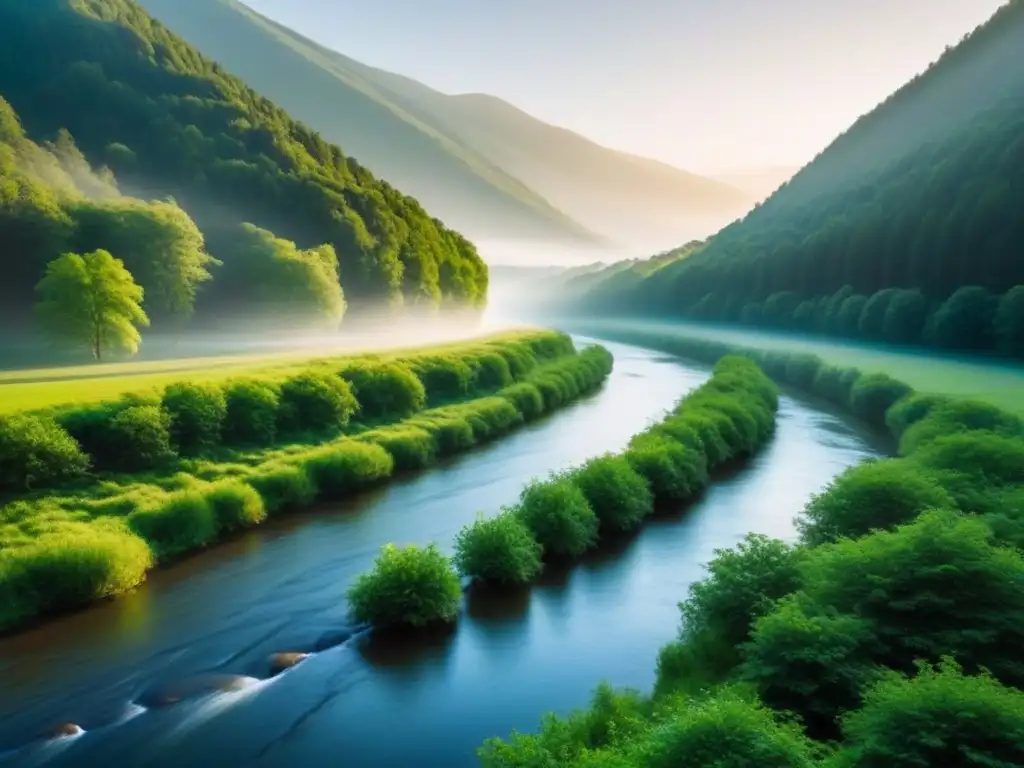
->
[103, 405, 176, 472]
[912, 431, 1024, 487]
[0, 414, 89, 492]
[515, 476, 599, 558]
[223, 379, 279, 445]
[797, 459, 955, 545]
[0, 519, 152, 629]
[669, 411, 731, 467]
[833, 659, 1024, 768]
[884, 392, 949, 439]
[498, 382, 545, 420]
[626, 435, 708, 505]
[411, 415, 475, 456]
[454, 512, 543, 585]
[301, 442, 394, 499]
[470, 352, 514, 391]
[360, 427, 436, 471]
[783, 354, 822, 391]
[637, 691, 819, 768]
[571, 454, 654, 533]
[341, 362, 426, 421]
[811, 365, 858, 406]
[652, 418, 705, 453]
[162, 382, 227, 455]
[412, 355, 473, 404]
[525, 331, 575, 361]
[492, 343, 536, 380]
[659, 534, 803, 691]
[687, 394, 762, 455]
[129, 491, 218, 558]
[849, 373, 913, 428]
[277, 371, 358, 436]
[247, 463, 317, 514]
[532, 372, 573, 410]
[347, 543, 462, 629]
[203, 481, 266, 533]
[898, 399, 1024, 455]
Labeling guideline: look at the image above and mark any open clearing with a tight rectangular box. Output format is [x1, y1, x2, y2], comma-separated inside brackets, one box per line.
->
[564, 318, 1024, 415]
[0, 327, 540, 414]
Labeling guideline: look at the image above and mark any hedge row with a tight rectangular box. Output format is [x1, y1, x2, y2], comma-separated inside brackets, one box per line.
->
[0, 343, 614, 631]
[0, 331, 577, 494]
[478, 329, 1024, 768]
[345, 355, 779, 630]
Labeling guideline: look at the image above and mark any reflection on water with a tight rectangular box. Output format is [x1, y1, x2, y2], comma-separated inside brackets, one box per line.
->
[0, 339, 881, 767]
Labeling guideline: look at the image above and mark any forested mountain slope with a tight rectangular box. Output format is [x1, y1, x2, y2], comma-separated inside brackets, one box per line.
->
[0, 0, 488, 330]
[134, 0, 752, 247]
[566, 0, 1024, 356]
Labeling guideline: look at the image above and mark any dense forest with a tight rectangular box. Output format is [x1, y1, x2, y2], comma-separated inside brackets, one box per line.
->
[560, 0, 1024, 357]
[0, 0, 488, 339]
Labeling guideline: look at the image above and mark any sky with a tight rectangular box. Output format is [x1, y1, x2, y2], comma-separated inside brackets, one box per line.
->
[240, 0, 1006, 173]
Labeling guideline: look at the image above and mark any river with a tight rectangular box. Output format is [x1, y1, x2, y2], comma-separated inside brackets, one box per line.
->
[0, 337, 881, 767]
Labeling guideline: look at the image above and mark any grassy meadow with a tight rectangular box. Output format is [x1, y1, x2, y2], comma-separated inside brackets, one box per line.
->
[0, 328, 548, 414]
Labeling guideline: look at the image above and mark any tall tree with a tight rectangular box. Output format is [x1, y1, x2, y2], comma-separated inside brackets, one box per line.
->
[35, 249, 149, 361]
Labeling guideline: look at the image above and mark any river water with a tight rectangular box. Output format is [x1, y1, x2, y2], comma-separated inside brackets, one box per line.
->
[0, 338, 880, 767]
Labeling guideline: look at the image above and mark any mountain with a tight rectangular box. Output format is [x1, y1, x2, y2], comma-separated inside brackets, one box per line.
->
[710, 167, 799, 203]
[0, 0, 489, 331]
[558, 0, 1024, 357]
[133, 0, 754, 247]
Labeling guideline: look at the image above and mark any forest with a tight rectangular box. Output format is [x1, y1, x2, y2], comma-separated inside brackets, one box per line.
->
[556, 0, 1024, 357]
[0, 0, 488, 342]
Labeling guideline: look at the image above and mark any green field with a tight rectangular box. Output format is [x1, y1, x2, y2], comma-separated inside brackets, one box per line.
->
[0, 329, 544, 414]
[571, 319, 1024, 415]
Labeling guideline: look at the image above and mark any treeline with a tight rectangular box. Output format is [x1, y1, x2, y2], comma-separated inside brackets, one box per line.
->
[480, 330, 1024, 767]
[0, 332, 615, 630]
[563, 1, 1024, 357]
[0, 0, 487, 333]
[345, 355, 779, 630]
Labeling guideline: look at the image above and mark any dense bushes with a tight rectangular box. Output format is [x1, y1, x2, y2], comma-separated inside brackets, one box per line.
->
[347, 544, 462, 629]
[571, 455, 653, 533]
[0, 414, 89, 492]
[5, 330, 582, 490]
[515, 475, 600, 559]
[480, 327, 1024, 767]
[0, 331, 615, 631]
[454, 513, 543, 586]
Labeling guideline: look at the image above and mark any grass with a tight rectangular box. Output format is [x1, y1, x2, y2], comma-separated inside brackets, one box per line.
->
[0, 328, 547, 414]
[571, 319, 1024, 415]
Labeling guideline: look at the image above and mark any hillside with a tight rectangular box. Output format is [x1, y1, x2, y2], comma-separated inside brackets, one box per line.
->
[0, 0, 489, 331]
[134, 0, 753, 247]
[563, 0, 1024, 357]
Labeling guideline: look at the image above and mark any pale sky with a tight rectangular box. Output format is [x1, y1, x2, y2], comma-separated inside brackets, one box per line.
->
[241, 0, 1006, 173]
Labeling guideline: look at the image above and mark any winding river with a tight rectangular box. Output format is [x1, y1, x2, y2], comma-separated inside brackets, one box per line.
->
[0, 337, 881, 767]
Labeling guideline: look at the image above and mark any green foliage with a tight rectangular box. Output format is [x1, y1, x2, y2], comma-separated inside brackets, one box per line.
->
[202, 481, 266, 533]
[570, 454, 654, 533]
[498, 382, 545, 420]
[515, 475, 600, 559]
[470, 352, 515, 391]
[341, 362, 426, 421]
[0, 519, 152, 629]
[228, 224, 345, 328]
[222, 378, 279, 445]
[347, 543, 462, 629]
[34, 249, 150, 360]
[300, 442, 393, 499]
[0, 414, 89, 492]
[277, 371, 359, 436]
[848, 374, 913, 428]
[897, 398, 1023, 454]
[833, 659, 1024, 768]
[128, 491, 218, 558]
[911, 430, 1024, 487]
[161, 382, 227, 455]
[797, 459, 954, 545]
[658, 535, 804, 692]
[96, 404, 176, 472]
[359, 426, 436, 471]
[0, 0, 489, 315]
[637, 691, 820, 768]
[627, 434, 708, 505]
[454, 512, 543, 586]
[413, 355, 474, 404]
[246, 463, 317, 515]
